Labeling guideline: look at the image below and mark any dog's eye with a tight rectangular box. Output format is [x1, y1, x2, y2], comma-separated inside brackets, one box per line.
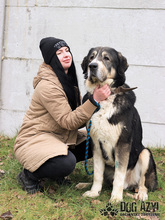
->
[104, 56, 110, 61]
[89, 55, 94, 61]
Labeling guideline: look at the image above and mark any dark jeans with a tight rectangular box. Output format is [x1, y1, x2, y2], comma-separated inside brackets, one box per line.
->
[25, 140, 93, 180]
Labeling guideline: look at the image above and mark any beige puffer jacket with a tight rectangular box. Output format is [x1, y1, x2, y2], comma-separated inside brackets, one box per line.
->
[14, 63, 97, 172]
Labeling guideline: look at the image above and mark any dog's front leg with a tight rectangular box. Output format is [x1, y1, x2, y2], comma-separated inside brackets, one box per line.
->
[110, 143, 130, 203]
[83, 148, 105, 198]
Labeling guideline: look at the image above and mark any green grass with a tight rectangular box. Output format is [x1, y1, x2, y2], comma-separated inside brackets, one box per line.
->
[0, 136, 165, 219]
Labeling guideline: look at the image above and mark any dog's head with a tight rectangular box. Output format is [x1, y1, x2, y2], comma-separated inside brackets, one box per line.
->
[81, 47, 128, 90]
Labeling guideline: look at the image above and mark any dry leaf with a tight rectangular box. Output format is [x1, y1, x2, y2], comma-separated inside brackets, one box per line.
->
[75, 182, 92, 189]
[0, 210, 13, 219]
[157, 187, 162, 191]
[135, 214, 159, 220]
[48, 188, 56, 194]
[125, 192, 136, 199]
[0, 136, 10, 141]
[91, 199, 101, 204]
[16, 194, 25, 200]
[0, 169, 5, 177]
[0, 169, 5, 174]
[27, 192, 40, 198]
[54, 201, 67, 208]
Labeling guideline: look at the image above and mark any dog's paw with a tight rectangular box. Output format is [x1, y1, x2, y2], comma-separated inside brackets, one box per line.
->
[135, 191, 148, 201]
[110, 194, 122, 203]
[83, 190, 100, 198]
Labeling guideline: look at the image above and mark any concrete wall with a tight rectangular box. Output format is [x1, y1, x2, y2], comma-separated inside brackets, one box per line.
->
[0, 0, 165, 147]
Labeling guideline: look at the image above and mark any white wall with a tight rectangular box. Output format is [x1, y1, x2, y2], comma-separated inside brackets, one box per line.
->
[0, 0, 165, 147]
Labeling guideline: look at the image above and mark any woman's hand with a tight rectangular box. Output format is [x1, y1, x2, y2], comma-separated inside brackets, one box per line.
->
[93, 84, 111, 103]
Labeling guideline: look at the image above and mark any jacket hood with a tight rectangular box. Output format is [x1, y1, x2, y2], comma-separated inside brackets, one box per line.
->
[33, 63, 60, 89]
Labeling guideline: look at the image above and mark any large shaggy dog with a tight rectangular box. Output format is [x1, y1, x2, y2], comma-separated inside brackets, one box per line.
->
[81, 47, 157, 202]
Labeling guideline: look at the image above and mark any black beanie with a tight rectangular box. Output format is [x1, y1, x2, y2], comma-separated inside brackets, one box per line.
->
[39, 37, 81, 111]
[40, 37, 70, 64]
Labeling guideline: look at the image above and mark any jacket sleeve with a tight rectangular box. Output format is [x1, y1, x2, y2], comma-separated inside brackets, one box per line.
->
[37, 80, 97, 130]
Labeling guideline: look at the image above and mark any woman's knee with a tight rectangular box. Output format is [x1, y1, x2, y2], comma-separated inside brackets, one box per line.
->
[60, 151, 76, 176]
[33, 151, 76, 179]
[47, 150, 76, 178]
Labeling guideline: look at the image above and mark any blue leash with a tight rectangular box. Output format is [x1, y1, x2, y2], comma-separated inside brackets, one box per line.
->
[85, 102, 100, 175]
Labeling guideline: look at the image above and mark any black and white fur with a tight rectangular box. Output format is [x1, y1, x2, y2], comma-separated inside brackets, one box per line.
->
[81, 47, 157, 202]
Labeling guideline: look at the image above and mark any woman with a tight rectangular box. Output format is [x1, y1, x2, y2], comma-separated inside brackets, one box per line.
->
[14, 37, 111, 194]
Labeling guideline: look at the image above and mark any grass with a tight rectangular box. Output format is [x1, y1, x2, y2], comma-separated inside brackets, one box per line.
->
[0, 136, 165, 220]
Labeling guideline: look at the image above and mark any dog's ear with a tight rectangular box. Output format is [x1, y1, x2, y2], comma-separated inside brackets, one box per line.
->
[81, 56, 88, 79]
[118, 52, 129, 74]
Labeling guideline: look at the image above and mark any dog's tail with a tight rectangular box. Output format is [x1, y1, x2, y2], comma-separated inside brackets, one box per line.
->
[145, 148, 158, 191]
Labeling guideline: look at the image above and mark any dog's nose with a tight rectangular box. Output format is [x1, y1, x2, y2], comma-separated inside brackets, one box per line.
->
[89, 62, 98, 71]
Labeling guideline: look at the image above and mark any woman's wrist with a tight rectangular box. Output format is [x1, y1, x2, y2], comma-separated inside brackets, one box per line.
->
[93, 98, 100, 105]
[89, 95, 99, 107]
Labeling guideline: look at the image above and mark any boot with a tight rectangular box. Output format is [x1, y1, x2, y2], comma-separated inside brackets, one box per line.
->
[17, 169, 43, 194]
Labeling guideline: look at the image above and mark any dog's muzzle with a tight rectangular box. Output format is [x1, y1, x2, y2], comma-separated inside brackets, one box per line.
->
[89, 62, 98, 78]
[89, 62, 98, 71]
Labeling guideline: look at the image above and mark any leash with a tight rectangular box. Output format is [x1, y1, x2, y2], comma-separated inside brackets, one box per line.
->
[85, 101, 100, 175]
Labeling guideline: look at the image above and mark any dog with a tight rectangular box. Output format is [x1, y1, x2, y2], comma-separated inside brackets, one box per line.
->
[81, 47, 157, 202]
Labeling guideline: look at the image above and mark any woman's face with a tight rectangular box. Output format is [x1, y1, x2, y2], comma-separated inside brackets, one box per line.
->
[56, 47, 72, 73]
